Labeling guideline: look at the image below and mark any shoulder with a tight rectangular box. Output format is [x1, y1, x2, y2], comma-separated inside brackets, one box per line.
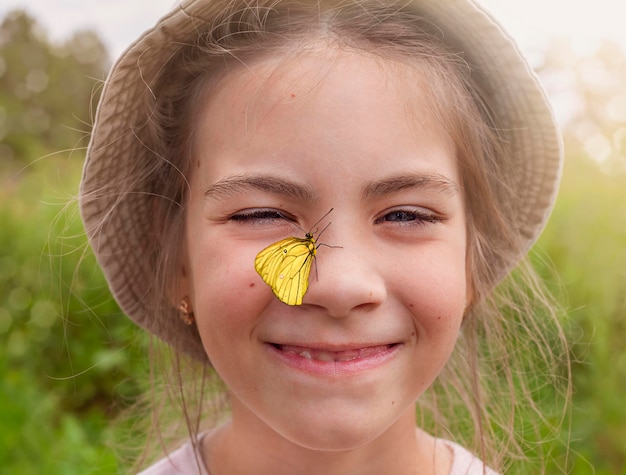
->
[439, 439, 500, 475]
[137, 439, 209, 475]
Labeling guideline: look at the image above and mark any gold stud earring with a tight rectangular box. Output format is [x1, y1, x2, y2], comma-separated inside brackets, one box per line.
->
[178, 296, 195, 325]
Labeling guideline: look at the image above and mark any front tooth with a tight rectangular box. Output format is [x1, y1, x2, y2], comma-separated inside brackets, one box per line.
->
[315, 351, 336, 362]
[337, 350, 360, 362]
[299, 351, 312, 359]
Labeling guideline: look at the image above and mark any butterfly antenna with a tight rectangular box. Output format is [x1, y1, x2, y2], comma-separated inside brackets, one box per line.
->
[275, 210, 305, 234]
[310, 208, 334, 234]
[315, 219, 343, 250]
[316, 220, 332, 240]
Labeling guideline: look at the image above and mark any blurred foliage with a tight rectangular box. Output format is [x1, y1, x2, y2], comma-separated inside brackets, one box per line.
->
[0, 9, 108, 170]
[537, 38, 626, 176]
[1, 8, 625, 475]
[532, 37, 626, 474]
[535, 153, 626, 474]
[0, 157, 150, 474]
[0, 9, 147, 474]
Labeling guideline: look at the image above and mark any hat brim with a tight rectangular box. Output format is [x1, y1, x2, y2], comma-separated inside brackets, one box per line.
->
[80, 0, 562, 358]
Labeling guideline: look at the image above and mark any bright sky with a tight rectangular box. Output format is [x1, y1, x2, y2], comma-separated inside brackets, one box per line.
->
[1, 0, 625, 60]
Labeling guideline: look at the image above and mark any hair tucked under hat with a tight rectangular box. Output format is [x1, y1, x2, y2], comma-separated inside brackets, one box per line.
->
[80, 0, 562, 359]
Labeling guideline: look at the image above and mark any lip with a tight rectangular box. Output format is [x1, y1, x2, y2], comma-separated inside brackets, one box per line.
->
[266, 342, 402, 376]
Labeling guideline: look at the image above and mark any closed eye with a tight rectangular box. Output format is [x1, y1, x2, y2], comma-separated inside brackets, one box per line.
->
[229, 208, 294, 225]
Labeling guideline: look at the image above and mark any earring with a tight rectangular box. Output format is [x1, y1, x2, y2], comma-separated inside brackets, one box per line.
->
[178, 296, 195, 325]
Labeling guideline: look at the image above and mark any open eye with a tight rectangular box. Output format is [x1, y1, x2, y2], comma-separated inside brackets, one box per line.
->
[375, 207, 444, 226]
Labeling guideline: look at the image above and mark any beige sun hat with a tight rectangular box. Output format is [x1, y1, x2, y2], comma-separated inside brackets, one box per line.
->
[80, 0, 563, 358]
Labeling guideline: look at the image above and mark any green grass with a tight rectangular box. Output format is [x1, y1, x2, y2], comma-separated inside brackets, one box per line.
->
[0, 157, 147, 474]
[535, 152, 626, 473]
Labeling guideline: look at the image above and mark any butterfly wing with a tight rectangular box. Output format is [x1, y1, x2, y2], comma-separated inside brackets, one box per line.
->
[255, 235, 317, 305]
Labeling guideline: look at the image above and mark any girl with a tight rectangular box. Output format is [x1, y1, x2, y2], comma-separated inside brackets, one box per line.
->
[79, 0, 568, 473]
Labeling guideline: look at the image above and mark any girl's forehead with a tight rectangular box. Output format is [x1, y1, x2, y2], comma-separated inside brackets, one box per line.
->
[191, 47, 459, 188]
[198, 47, 445, 140]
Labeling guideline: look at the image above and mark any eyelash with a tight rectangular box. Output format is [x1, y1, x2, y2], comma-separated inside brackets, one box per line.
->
[229, 208, 291, 224]
[374, 208, 444, 226]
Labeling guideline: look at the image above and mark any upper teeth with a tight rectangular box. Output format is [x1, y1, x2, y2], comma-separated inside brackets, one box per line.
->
[295, 348, 362, 362]
[279, 344, 392, 362]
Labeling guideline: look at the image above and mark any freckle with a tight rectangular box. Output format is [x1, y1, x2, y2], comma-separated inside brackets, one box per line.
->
[391, 400, 395, 405]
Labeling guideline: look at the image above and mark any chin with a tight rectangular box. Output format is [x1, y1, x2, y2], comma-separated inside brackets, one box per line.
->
[272, 409, 401, 453]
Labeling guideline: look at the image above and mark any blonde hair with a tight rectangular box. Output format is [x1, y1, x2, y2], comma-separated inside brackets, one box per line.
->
[118, 0, 570, 471]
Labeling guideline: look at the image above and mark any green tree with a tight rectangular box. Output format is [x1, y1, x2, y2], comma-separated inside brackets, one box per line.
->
[0, 9, 109, 170]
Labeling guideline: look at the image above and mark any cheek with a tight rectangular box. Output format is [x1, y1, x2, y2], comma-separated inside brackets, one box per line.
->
[186, 239, 268, 333]
[199, 260, 260, 307]
[401, 252, 467, 329]
[193, 264, 268, 370]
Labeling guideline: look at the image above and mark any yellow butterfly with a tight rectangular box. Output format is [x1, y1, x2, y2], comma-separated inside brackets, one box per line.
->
[254, 209, 338, 306]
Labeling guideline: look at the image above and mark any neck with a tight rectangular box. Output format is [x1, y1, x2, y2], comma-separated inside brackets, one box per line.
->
[202, 405, 451, 475]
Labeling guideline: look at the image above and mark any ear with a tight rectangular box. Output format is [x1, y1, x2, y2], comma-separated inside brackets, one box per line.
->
[169, 212, 194, 310]
[175, 242, 192, 303]
[151, 195, 193, 306]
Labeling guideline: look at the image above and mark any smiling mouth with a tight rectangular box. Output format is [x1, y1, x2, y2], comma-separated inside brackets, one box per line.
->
[272, 344, 398, 363]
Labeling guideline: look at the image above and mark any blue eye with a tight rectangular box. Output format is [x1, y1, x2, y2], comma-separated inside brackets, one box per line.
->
[376, 208, 443, 225]
[385, 210, 417, 222]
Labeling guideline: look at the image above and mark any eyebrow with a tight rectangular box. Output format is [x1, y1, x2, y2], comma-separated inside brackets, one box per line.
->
[204, 173, 318, 202]
[362, 173, 459, 199]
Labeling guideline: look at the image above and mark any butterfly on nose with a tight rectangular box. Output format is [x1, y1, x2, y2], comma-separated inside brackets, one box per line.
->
[254, 208, 341, 306]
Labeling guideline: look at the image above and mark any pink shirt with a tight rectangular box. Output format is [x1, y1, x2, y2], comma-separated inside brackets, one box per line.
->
[139, 436, 499, 474]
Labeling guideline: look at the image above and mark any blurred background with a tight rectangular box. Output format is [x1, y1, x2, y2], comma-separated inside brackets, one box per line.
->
[0, 1, 624, 473]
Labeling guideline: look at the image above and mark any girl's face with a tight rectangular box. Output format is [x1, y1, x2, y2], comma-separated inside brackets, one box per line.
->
[183, 50, 468, 451]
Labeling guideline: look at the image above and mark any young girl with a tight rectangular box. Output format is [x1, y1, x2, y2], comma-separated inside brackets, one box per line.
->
[79, 0, 568, 473]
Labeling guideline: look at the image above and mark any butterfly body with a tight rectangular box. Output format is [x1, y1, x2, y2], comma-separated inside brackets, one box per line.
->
[255, 232, 318, 306]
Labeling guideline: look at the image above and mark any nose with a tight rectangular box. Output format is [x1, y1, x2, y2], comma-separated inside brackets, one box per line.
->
[302, 230, 387, 317]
